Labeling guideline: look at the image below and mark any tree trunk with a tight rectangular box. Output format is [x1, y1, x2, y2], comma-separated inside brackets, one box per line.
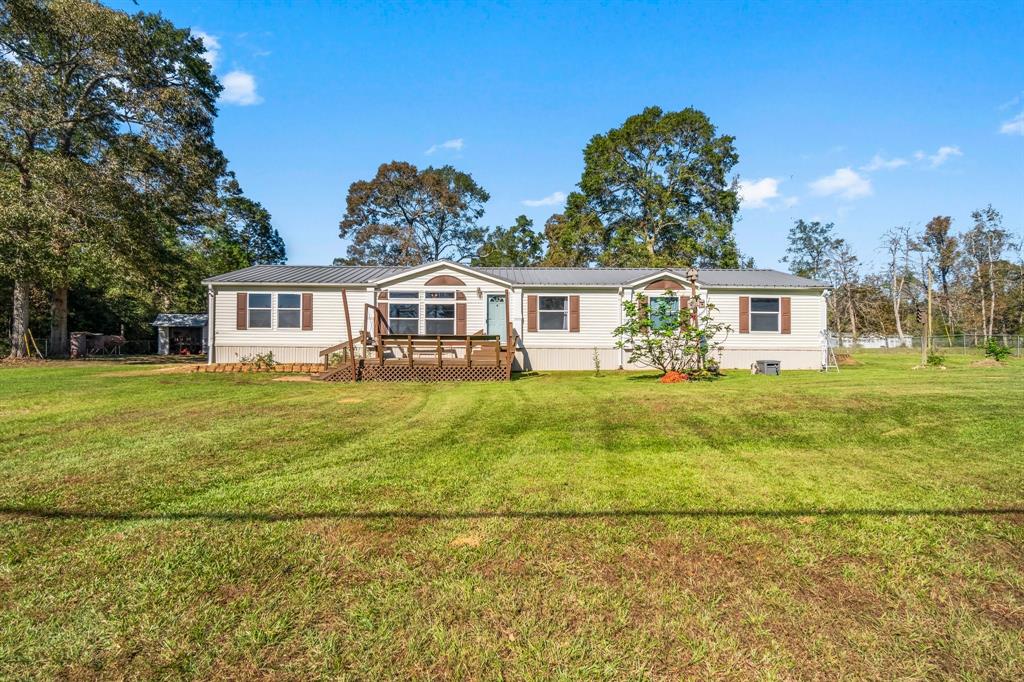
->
[988, 257, 997, 338]
[49, 286, 69, 357]
[9, 280, 30, 358]
[846, 294, 858, 340]
[892, 290, 904, 344]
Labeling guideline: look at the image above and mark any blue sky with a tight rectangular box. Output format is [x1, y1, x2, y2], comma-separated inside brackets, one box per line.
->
[114, 0, 1023, 270]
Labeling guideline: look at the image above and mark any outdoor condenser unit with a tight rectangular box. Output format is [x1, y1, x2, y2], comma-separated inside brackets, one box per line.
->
[756, 360, 781, 376]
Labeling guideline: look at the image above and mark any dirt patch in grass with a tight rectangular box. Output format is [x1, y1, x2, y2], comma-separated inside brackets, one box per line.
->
[449, 534, 482, 548]
[273, 375, 313, 382]
[301, 518, 417, 557]
[970, 358, 1005, 368]
[99, 365, 192, 377]
[0, 357, 48, 368]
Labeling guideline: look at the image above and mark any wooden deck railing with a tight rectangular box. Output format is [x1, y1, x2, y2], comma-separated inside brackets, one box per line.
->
[316, 290, 519, 381]
[374, 334, 506, 367]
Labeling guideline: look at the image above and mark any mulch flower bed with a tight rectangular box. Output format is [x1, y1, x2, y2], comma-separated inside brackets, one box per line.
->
[191, 363, 322, 374]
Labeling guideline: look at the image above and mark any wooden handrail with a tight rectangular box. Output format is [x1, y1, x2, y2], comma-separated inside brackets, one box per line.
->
[378, 333, 500, 341]
[319, 330, 366, 357]
[341, 289, 359, 379]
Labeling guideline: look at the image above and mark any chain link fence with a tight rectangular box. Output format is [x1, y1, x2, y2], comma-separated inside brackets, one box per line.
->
[831, 333, 1023, 356]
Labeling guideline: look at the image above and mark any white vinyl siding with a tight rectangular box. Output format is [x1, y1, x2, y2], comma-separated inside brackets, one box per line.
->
[520, 290, 621, 348]
[214, 287, 371, 348]
[706, 289, 824, 349]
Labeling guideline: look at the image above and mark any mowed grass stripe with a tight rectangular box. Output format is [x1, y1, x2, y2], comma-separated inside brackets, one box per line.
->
[0, 351, 1021, 679]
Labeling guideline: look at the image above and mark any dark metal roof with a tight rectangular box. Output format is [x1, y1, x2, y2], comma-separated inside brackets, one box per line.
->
[152, 313, 208, 327]
[203, 263, 826, 289]
[204, 264, 406, 285]
[475, 267, 826, 288]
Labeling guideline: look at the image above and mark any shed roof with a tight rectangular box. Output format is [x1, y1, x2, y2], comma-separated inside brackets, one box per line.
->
[203, 263, 826, 289]
[152, 313, 208, 328]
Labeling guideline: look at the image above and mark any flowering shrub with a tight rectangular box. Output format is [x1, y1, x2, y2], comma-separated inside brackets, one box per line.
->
[613, 292, 730, 380]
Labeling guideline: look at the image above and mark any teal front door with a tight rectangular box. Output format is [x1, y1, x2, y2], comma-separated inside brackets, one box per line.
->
[486, 295, 507, 341]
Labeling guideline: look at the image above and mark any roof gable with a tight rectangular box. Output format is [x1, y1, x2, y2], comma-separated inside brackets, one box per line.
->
[369, 260, 513, 287]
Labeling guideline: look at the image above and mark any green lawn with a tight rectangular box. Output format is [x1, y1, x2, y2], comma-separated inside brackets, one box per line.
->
[1, 353, 1022, 679]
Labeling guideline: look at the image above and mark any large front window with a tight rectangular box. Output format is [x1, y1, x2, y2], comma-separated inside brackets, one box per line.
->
[750, 297, 780, 332]
[248, 293, 272, 328]
[648, 295, 680, 331]
[277, 293, 301, 328]
[425, 291, 456, 334]
[538, 296, 568, 330]
[389, 291, 419, 334]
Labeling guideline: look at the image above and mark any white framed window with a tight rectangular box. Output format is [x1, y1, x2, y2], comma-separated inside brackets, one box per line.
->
[647, 295, 680, 331]
[248, 293, 272, 328]
[425, 291, 456, 335]
[388, 291, 419, 334]
[277, 293, 301, 328]
[750, 297, 780, 332]
[538, 295, 568, 331]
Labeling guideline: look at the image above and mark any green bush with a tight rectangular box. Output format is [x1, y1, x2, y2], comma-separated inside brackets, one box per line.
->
[926, 353, 945, 367]
[984, 339, 1011, 362]
[240, 351, 277, 370]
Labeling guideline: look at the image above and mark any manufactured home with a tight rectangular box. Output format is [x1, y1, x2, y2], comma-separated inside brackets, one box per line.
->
[202, 261, 828, 377]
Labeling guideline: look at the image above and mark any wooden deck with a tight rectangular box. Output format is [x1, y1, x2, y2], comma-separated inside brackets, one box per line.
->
[314, 292, 516, 382]
[316, 332, 516, 382]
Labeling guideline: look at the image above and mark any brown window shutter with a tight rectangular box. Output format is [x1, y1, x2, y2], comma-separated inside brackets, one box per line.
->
[739, 296, 750, 333]
[236, 292, 247, 330]
[376, 291, 388, 336]
[781, 296, 792, 334]
[527, 295, 538, 332]
[456, 302, 466, 335]
[679, 296, 690, 328]
[301, 293, 313, 330]
[569, 295, 580, 332]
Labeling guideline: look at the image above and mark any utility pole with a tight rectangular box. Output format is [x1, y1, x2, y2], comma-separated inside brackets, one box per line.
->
[927, 269, 933, 358]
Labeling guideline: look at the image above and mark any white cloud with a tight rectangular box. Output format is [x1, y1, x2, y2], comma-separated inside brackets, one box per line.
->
[997, 93, 1022, 111]
[522, 191, 566, 207]
[927, 145, 962, 167]
[220, 70, 262, 105]
[999, 113, 1024, 136]
[192, 30, 220, 68]
[782, 196, 800, 208]
[425, 138, 464, 155]
[861, 154, 908, 171]
[737, 178, 781, 209]
[809, 167, 872, 200]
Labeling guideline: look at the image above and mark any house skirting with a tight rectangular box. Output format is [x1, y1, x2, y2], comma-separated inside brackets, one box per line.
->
[213, 345, 325, 364]
[520, 346, 824, 371]
[713, 348, 823, 371]
[212, 345, 824, 371]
